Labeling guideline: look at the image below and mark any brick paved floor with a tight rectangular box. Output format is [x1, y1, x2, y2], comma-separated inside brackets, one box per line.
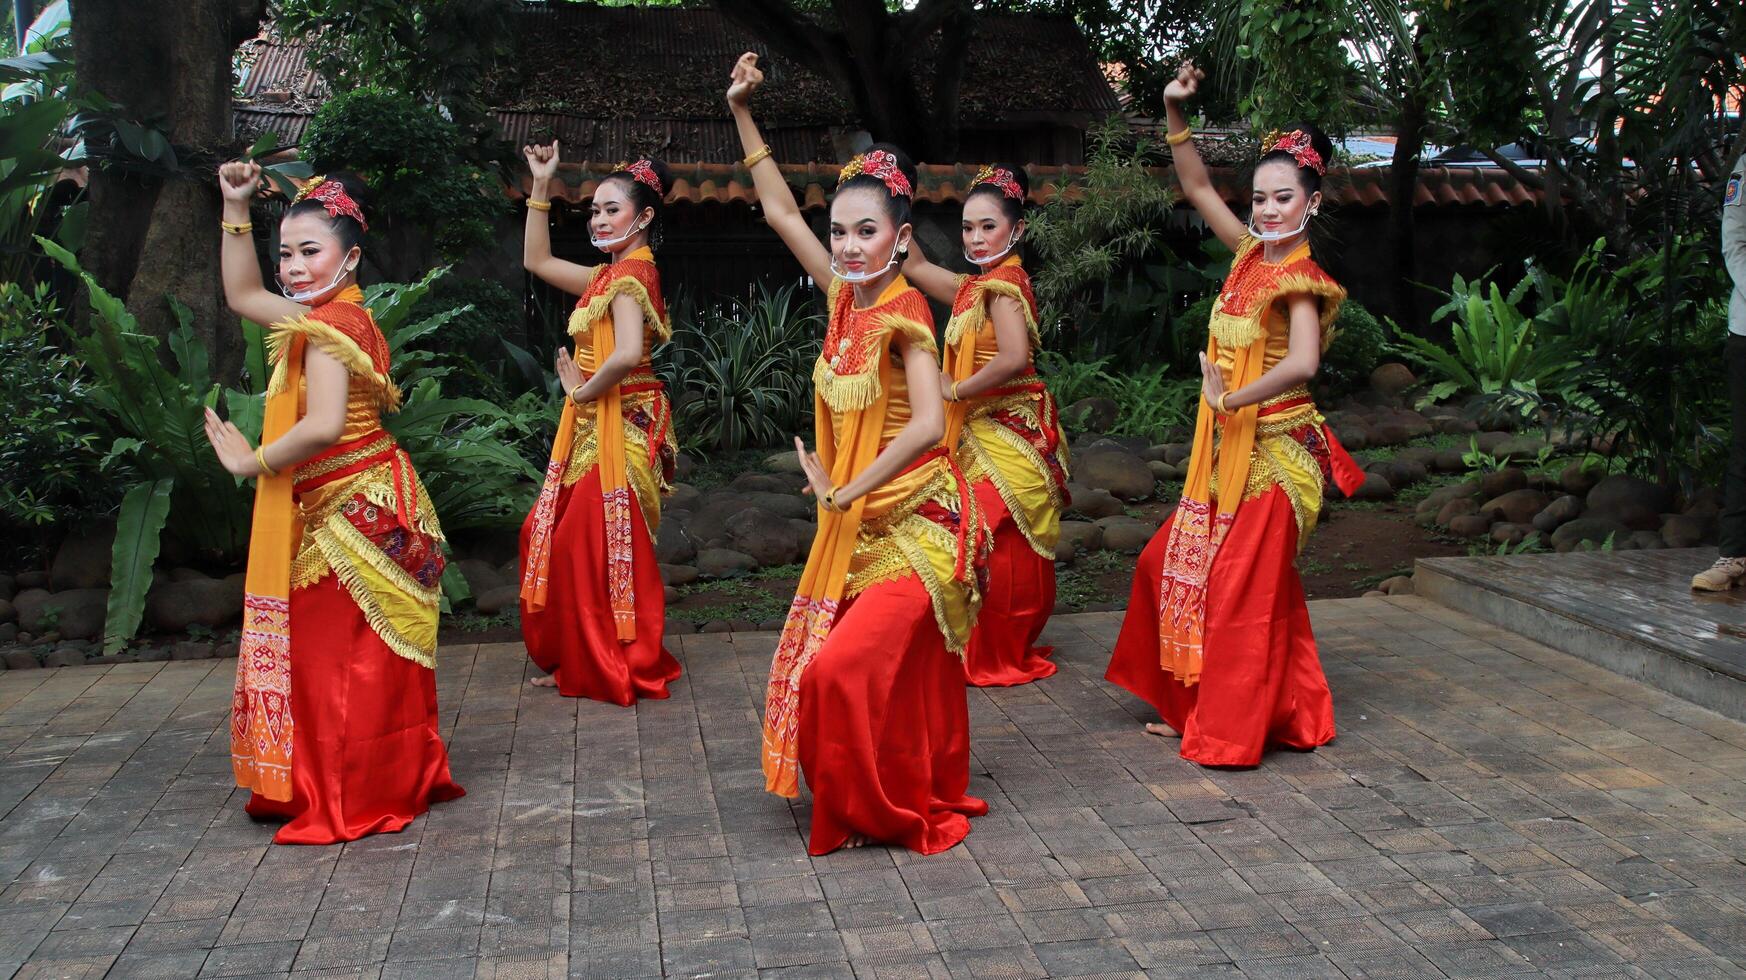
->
[2, 597, 1745, 978]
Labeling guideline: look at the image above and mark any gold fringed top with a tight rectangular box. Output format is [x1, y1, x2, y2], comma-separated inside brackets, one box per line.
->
[943, 256, 1041, 350]
[813, 277, 937, 414]
[1207, 236, 1345, 356]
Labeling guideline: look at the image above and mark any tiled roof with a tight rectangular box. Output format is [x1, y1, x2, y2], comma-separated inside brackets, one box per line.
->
[519, 161, 1545, 210]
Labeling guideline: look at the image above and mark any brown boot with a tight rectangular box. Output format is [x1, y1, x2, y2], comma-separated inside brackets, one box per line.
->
[1691, 556, 1746, 591]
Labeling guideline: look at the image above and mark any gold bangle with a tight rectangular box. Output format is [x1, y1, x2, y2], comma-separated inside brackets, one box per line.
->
[1217, 391, 1231, 414]
[945, 379, 959, 402]
[1166, 127, 1193, 146]
[821, 488, 836, 512]
[221, 220, 253, 235]
[569, 383, 586, 402]
[254, 446, 277, 478]
[526, 198, 552, 212]
[742, 144, 773, 168]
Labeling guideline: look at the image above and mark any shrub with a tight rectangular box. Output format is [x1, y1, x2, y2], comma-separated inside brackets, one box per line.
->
[0, 282, 109, 531]
[659, 283, 822, 453]
[1166, 293, 1383, 395]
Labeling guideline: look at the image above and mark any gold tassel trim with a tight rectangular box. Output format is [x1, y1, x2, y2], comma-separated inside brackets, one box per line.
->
[567, 275, 671, 342]
[265, 315, 402, 411]
[313, 516, 441, 669]
[947, 277, 1041, 349]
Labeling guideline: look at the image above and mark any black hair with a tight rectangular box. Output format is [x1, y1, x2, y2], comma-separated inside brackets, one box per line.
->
[964, 162, 1030, 224]
[835, 142, 918, 229]
[600, 157, 672, 248]
[1257, 123, 1334, 194]
[283, 170, 369, 252]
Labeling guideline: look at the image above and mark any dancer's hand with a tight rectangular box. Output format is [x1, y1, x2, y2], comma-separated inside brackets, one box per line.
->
[1164, 61, 1204, 106]
[555, 349, 586, 403]
[939, 370, 957, 402]
[524, 141, 560, 182]
[204, 407, 259, 477]
[727, 52, 764, 108]
[1199, 351, 1227, 413]
[794, 436, 835, 506]
[218, 161, 261, 202]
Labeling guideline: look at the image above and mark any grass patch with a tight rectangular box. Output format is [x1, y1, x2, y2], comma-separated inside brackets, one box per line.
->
[1056, 550, 1130, 611]
[674, 575, 794, 625]
[447, 608, 519, 633]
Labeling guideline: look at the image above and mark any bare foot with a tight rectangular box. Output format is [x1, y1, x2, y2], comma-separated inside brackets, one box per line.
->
[1144, 722, 1180, 738]
[530, 675, 557, 688]
[843, 834, 873, 849]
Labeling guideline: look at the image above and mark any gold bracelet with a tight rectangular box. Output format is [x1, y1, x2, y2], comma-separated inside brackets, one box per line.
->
[945, 379, 959, 402]
[1217, 391, 1231, 414]
[569, 383, 586, 402]
[1166, 127, 1193, 146]
[821, 488, 836, 512]
[742, 144, 773, 168]
[526, 198, 552, 212]
[254, 446, 277, 478]
[221, 220, 253, 235]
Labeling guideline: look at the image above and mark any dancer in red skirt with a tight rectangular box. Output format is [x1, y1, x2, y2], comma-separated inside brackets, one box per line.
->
[904, 164, 1071, 686]
[1104, 64, 1364, 768]
[729, 53, 988, 854]
[207, 164, 463, 844]
[517, 142, 682, 705]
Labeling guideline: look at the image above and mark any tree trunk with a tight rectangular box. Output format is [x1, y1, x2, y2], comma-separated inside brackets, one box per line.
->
[1387, 95, 1426, 330]
[71, 0, 266, 383]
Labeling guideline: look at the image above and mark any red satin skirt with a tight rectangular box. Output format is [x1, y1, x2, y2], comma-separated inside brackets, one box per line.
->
[519, 468, 680, 704]
[962, 479, 1057, 687]
[1104, 486, 1335, 767]
[244, 576, 465, 844]
[799, 574, 988, 855]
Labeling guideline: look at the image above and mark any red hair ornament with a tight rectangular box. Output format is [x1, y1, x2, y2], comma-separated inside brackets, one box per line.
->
[293, 175, 369, 232]
[839, 150, 913, 199]
[972, 165, 1024, 201]
[1261, 129, 1327, 176]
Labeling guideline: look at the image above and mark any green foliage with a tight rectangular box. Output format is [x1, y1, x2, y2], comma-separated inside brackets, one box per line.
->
[1219, 0, 1355, 130]
[660, 283, 823, 453]
[1389, 268, 1578, 413]
[1321, 301, 1384, 393]
[0, 3, 78, 284]
[1027, 122, 1181, 359]
[406, 276, 521, 401]
[0, 282, 108, 528]
[1038, 353, 1198, 441]
[105, 478, 173, 654]
[301, 87, 505, 260]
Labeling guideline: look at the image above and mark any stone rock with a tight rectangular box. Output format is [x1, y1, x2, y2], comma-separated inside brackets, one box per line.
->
[1476, 467, 1527, 499]
[89, 653, 137, 666]
[1551, 516, 1633, 553]
[1494, 435, 1549, 462]
[1362, 590, 1388, 599]
[474, 585, 519, 615]
[1142, 444, 1171, 463]
[1053, 538, 1077, 563]
[1379, 575, 1416, 596]
[1096, 517, 1158, 554]
[0, 599, 11, 625]
[1417, 480, 1480, 513]
[1058, 521, 1103, 556]
[1147, 460, 1181, 480]
[729, 619, 758, 633]
[764, 452, 806, 475]
[49, 524, 115, 591]
[1161, 443, 1192, 466]
[14, 588, 107, 641]
[44, 647, 88, 668]
[731, 472, 793, 494]
[1381, 458, 1429, 489]
[1336, 423, 1372, 452]
[1429, 450, 1467, 474]
[1349, 471, 1394, 502]
[660, 564, 699, 587]
[654, 522, 696, 566]
[0, 573, 12, 601]
[684, 494, 753, 547]
[1064, 397, 1118, 433]
[1586, 475, 1673, 531]
[1682, 486, 1723, 519]
[1436, 498, 1479, 528]
[1369, 363, 1417, 395]
[1066, 485, 1126, 520]
[456, 559, 508, 596]
[145, 578, 244, 633]
[674, 453, 697, 482]
[664, 618, 697, 636]
[664, 586, 681, 603]
[1560, 460, 1606, 497]
[1367, 420, 1413, 447]
[1473, 431, 1514, 455]
[1447, 513, 1496, 538]
[667, 483, 703, 512]
[1532, 495, 1585, 534]
[1481, 489, 1551, 525]
[168, 567, 212, 583]
[756, 618, 785, 632]
[1083, 436, 1151, 455]
[0, 623, 14, 644]
[1075, 451, 1156, 502]
[696, 549, 759, 578]
[725, 509, 801, 567]
[15, 570, 47, 590]
[742, 492, 814, 521]
[1629, 530, 1666, 550]
[1659, 513, 1712, 549]
[1490, 523, 1531, 546]
[788, 519, 817, 546]
[171, 641, 216, 661]
[4, 650, 38, 669]
[701, 620, 732, 634]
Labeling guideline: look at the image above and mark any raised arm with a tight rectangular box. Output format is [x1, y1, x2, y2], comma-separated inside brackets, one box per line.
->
[522, 141, 598, 296]
[1162, 64, 1246, 250]
[217, 161, 307, 327]
[727, 52, 832, 286]
[901, 241, 962, 303]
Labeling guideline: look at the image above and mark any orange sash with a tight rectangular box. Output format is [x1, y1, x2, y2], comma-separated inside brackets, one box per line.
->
[231, 283, 368, 801]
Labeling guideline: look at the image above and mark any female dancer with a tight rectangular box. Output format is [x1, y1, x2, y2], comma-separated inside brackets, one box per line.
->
[518, 142, 682, 704]
[728, 53, 987, 854]
[206, 164, 464, 844]
[904, 164, 1070, 686]
[1104, 64, 1364, 768]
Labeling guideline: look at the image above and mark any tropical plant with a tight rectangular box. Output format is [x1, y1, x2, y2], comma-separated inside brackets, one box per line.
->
[659, 282, 823, 453]
[1389, 268, 1579, 412]
[0, 281, 108, 531]
[1037, 352, 1198, 440]
[0, 2, 79, 285]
